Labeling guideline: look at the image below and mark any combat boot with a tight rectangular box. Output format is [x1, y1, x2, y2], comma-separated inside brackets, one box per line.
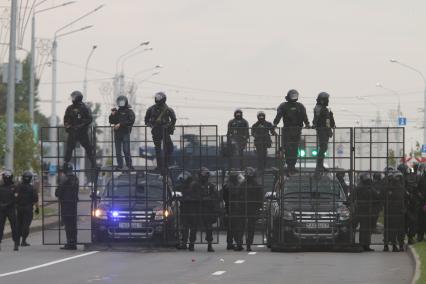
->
[383, 244, 389, 252]
[392, 244, 399, 252]
[246, 245, 252, 252]
[13, 242, 19, 251]
[207, 243, 214, 252]
[188, 243, 194, 251]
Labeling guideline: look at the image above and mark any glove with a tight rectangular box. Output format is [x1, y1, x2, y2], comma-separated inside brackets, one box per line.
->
[35, 207, 40, 215]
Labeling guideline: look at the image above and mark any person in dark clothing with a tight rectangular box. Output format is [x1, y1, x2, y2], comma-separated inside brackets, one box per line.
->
[109, 95, 136, 170]
[371, 172, 384, 232]
[383, 171, 406, 252]
[273, 89, 310, 174]
[312, 92, 335, 173]
[251, 111, 277, 173]
[55, 163, 79, 250]
[144, 92, 176, 172]
[241, 167, 264, 251]
[63, 90, 96, 167]
[16, 171, 39, 246]
[227, 109, 250, 169]
[188, 167, 220, 252]
[176, 171, 195, 250]
[417, 164, 426, 241]
[0, 171, 19, 251]
[354, 173, 378, 251]
[222, 171, 242, 250]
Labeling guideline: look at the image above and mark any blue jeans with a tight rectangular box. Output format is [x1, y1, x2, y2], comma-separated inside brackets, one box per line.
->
[114, 132, 132, 168]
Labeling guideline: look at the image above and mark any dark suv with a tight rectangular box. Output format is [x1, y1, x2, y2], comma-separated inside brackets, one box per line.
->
[92, 172, 179, 242]
[266, 172, 352, 250]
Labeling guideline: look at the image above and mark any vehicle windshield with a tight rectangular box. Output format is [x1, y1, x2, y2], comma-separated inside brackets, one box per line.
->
[103, 175, 164, 200]
[283, 175, 344, 200]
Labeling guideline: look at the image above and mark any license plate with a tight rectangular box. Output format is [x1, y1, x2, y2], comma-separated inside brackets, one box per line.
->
[119, 222, 143, 229]
[306, 222, 330, 229]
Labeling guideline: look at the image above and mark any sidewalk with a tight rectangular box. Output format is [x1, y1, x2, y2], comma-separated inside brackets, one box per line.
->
[3, 216, 58, 240]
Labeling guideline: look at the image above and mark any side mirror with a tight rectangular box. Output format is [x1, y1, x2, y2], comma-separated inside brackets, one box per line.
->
[264, 192, 277, 200]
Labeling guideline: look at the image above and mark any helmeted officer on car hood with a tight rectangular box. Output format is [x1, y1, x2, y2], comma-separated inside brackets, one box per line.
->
[227, 109, 250, 169]
[251, 111, 276, 173]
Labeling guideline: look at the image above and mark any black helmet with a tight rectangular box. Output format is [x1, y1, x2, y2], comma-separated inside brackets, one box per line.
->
[22, 171, 33, 184]
[418, 163, 426, 175]
[390, 170, 403, 183]
[71, 90, 83, 104]
[245, 167, 256, 178]
[373, 172, 382, 181]
[317, 92, 330, 106]
[384, 166, 395, 175]
[116, 95, 128, 108]
[155, 92, 167, 105]
[234, 108, 243, 119]
[228, 171, 239, 184]
[62, 163, 74, 175]
[257, 111, 266, 120]
[397, 163, 409, 175]
[199, 167, 210, 178]
[286, 89, 299, 102]
[359, 172, 372, 185]
[177, 171, 192, 183]
[2, 170, 13, 185]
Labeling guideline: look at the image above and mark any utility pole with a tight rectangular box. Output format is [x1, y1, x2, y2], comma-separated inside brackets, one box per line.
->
[5, 0, 17, 170]
[29, 14, 35, 125]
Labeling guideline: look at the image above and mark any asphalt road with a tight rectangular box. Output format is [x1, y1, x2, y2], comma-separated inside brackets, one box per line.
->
[0, 232, 414, 284]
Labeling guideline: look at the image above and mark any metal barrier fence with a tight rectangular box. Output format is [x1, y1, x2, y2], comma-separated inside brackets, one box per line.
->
[39, 125, 406, 249]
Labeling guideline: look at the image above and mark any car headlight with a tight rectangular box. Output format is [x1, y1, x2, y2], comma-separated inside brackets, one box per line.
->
[154, 209, 170, 220]
[283, 210, 293, 221]
[337, 206, 350, 221]
[93, 208, 107, 220]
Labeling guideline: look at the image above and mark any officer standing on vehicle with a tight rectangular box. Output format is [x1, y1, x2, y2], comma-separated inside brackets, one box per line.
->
[354, 173, 377, 251]
[417, 163, 426, 241]
[241, 167, 264, 251]
[222, 171, 242, 250]
[190, 167, 220, 252]
[176, 171, 195, 250]
[109, 95, 136, 170]
[273, 89, 310, 174]
[251, 111, 277, 173]
[16, 171, 39, 246]
[312, 92, 335, 173]
[227, 109, 250, 169]
[0, 171, 19, 251]
[55, 163, 79, 250]
[145, 92, 177, 172]
[383, 171, 406, 252]
[63, 90, 96, 167]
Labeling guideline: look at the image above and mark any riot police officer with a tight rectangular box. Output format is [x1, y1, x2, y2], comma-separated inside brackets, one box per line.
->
[176, 171, 195, 250]
[417, 163, 426, 241]
[144, 92, 176, 172]
[273, 89, 310, 174]
[63, 90, 96, 167]
[55, 163, 79, 250]
[109, 95, 136, 170]
[227, 109, 249, 169]
[222, 171, 242, 250]
[354, 173, 377, 251]
[0, 171, 19, 251]
[312, 92, 335, 173]
[241, 167, 263, 251]
[16, 171, 39, 246]
[251, 111, 277, 173]
[383, 171, 406, 252]
[189, 167, 220, 252]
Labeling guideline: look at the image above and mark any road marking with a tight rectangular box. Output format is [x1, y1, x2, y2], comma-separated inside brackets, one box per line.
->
[234, 260, 245, 264]
[248, 252, 257, 255]
[0, 251, 99, 278]
[212, 271, 226, 276]
[257, 245, 265, 248]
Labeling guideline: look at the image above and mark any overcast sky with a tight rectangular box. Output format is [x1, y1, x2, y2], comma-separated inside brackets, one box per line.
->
[3, 0, 426, 149]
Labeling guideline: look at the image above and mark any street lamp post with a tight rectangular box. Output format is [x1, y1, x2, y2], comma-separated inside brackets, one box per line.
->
[390, 59, 426, 144]
[376, 82, 401, 120]
[83, 45, 97, 97]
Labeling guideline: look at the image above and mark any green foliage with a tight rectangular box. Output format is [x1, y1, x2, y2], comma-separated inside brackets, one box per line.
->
[388, 149, 396, 167]
[414, 242, 426, 283]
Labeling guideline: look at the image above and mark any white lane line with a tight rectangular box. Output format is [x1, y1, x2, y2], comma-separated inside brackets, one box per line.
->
[212, 271, 226, 276]
[248, 252, 257, 255]
[257, 245, 265, 248]
[0, 251, 99, 278]
[234, 260, 245, 264]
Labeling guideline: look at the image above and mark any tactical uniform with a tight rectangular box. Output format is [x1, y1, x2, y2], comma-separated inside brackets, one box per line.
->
[273, 89, 310, 173]
[55, 164, 79, 250]
[404, 171, 421, 244]
[251, 112, 276, 172]
[16, 172, 39, 246]
[417, 170, 426, 241]
[109, 95, 136, 169]
[63, 91, 96, 167]
[222, 172, 241, 250]
[227, 109, 249, 169]
[176, 172, 196, 249]
[144, 92, 176, 172]
[312, 92, 335, 172]
[0, 171, 19, 251]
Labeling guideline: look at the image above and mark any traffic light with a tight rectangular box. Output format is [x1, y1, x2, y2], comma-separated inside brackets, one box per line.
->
[298, 149, 306, 157]
[311, 149, 318, 156]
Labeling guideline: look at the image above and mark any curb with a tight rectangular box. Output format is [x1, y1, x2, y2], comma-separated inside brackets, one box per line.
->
[3, 217, 58, 240]
[408, 245, 421, 284]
